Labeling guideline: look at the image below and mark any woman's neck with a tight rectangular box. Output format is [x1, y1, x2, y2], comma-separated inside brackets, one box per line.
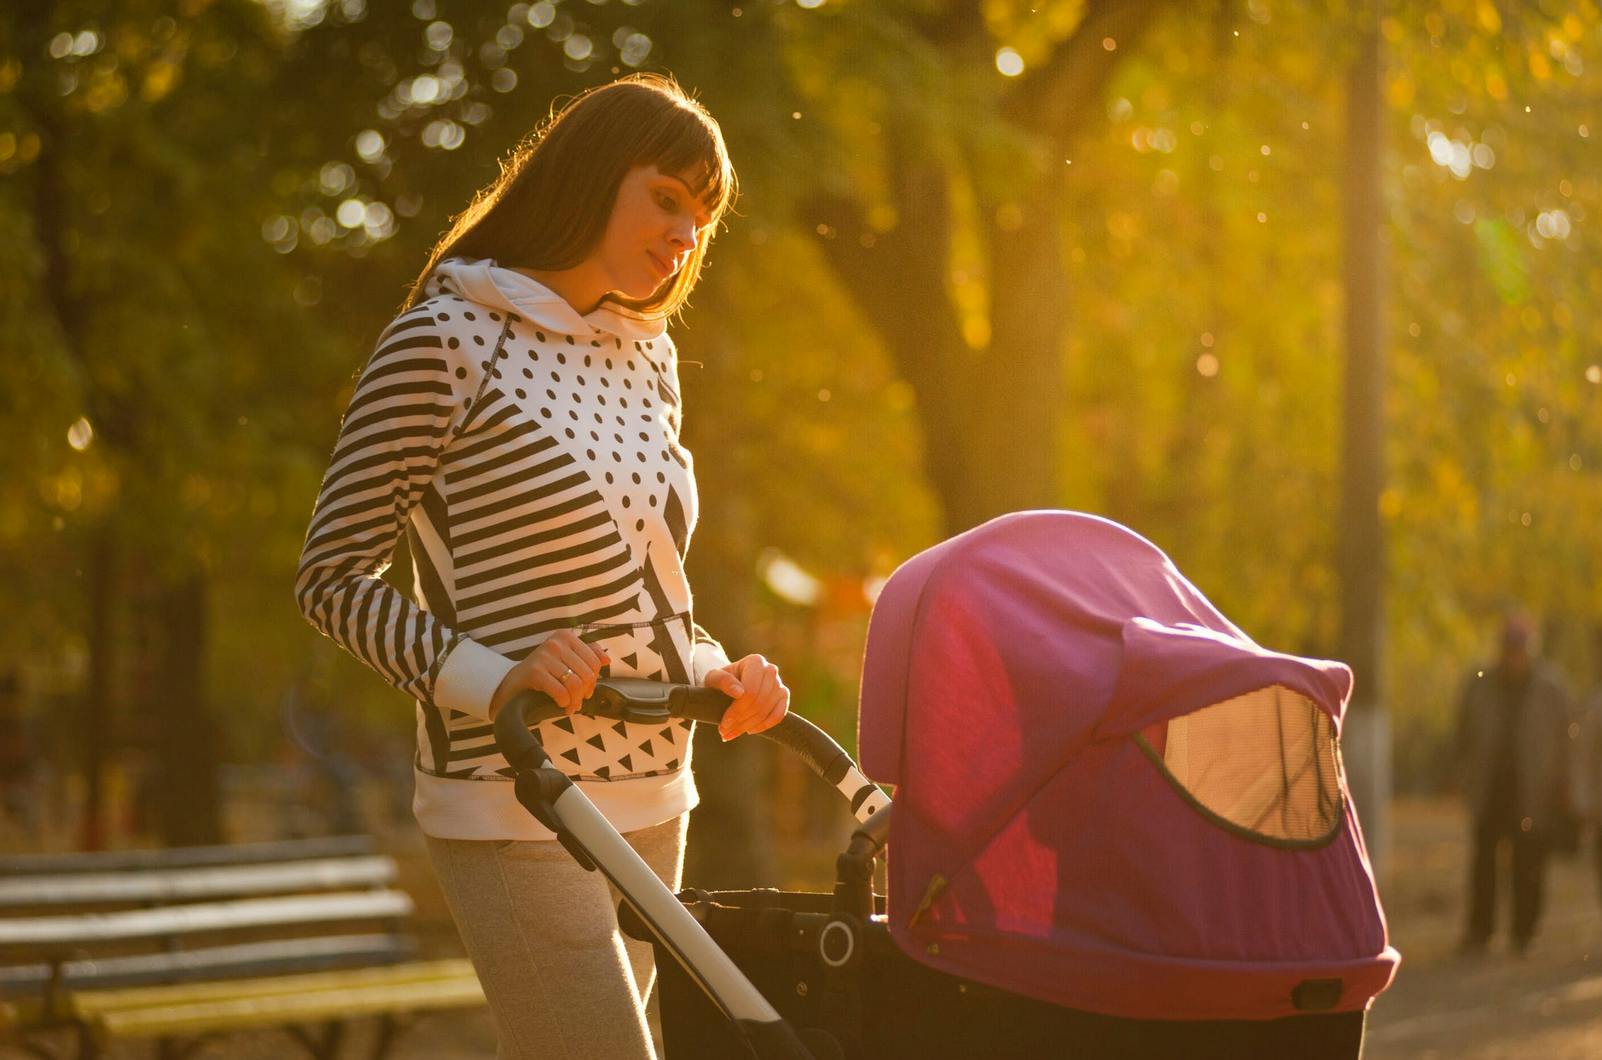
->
[513, 265, 609, 316]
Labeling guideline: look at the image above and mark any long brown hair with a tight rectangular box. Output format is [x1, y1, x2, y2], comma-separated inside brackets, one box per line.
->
[402, 72, 739, 317]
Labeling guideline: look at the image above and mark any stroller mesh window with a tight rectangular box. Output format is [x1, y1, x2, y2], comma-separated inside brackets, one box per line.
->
[1138, 685, 1343, 847]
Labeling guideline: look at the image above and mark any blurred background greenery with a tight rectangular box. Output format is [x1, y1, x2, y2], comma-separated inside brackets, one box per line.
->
[1, 0, 1598, 885]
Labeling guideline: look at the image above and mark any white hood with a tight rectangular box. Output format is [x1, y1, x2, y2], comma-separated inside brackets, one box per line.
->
[431, 257, 668, 343]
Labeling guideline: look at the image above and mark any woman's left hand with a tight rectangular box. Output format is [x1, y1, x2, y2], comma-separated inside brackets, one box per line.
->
[702, 655, 789, 741]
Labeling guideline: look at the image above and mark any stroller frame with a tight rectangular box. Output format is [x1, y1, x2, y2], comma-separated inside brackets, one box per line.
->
[493, 679, 1366, 1060]
[494, 678, 885, 1059]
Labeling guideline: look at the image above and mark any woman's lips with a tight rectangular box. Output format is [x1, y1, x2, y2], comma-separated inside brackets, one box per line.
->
[647, 250, 672, 277]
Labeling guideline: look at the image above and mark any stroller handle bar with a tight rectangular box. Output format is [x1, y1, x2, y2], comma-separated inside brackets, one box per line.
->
[490, 677, 885, 1060]
[493, 677, 890, 824]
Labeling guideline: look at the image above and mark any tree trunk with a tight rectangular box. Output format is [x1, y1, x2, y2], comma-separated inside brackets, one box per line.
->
[803, 134, 972, 535]
[1336, 11, 1389, 881]
[970, 181, 1072, 526]
[802, 1, 1167, 535]
[147, 570, 225, 846]
[78, 529, 116, 851]
[803, 136, 1067, 535]
[17, 1, 122, 851]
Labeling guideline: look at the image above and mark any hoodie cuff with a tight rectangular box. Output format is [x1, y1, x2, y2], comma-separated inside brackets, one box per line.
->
[691, 637, 733, 686]
[433, 637, 517, 721]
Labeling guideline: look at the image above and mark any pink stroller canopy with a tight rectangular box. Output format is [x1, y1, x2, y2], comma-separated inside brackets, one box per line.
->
[858, 511, 1398, 1021]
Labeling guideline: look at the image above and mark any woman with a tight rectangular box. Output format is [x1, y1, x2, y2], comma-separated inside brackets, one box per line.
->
[294, 72, 789, 1058]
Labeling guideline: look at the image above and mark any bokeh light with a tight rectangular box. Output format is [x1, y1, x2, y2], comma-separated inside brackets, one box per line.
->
[67, 417, 94, 452]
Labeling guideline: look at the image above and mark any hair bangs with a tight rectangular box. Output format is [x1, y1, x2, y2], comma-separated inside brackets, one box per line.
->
[635, 107, 738, 230]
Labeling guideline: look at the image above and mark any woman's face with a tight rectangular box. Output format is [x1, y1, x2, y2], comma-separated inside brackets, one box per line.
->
[592, 163, 716, 301]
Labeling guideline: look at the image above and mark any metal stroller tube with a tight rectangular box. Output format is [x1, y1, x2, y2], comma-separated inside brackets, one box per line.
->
[491, 680, 826, 1059]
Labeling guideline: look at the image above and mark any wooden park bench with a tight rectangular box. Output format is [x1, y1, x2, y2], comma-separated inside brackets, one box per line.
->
[0, 836, 484, 1058]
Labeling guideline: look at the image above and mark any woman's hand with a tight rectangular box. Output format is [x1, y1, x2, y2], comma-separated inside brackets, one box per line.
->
[489, 630, 610, 720]
[702, 654, 789, 741]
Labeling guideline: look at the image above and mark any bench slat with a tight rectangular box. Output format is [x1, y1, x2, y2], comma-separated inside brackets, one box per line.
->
[0, 891, 413, 949]
[74, 958, 477, 1013]
[0, 835, 467, 1053]
[0, 856, 397, 910]
[89, 968, 485, 1040]
[0, 837, 376, 877]
[0, 934, 413, 995]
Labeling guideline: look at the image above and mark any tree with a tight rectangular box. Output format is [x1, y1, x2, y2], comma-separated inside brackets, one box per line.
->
[777, 0, 1169, 534]
[4, 0, 338, 844]
[1337, 5, 1389, 875]
[5, 0, 1597, 861]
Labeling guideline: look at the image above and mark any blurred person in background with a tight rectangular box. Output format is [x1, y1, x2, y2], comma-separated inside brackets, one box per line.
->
[1456, 611, 1575, 956]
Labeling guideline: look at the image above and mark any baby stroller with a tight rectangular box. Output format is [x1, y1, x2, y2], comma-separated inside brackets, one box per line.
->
[494, 511, 1399, 1059]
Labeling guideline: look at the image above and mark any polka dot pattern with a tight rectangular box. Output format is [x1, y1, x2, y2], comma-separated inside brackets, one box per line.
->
[498, 324, 694, 546]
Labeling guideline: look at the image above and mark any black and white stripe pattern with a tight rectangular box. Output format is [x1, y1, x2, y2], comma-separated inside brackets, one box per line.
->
[296, 270, 722, 789]
[296, 309, 466, 710]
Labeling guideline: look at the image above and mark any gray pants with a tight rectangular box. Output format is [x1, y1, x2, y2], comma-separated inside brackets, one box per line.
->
[425, 814, 687, 1059]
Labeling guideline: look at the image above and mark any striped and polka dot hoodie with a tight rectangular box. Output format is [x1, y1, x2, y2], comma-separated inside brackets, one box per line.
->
[295, 257, 730, 840]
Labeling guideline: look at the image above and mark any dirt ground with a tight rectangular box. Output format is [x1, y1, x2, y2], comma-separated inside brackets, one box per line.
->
[1363, 798, 1602, 1060]
[12, 796, 1602, 1058]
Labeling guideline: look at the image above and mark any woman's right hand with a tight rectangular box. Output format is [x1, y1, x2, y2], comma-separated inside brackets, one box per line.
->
[488, 630, 611, 720]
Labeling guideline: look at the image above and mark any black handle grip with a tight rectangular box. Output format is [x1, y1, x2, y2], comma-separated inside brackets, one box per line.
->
[760, 716, 855, 788]
[667, 685, 737, 726]
[493, 689, 563, 772]
[492, 681, 867, 807]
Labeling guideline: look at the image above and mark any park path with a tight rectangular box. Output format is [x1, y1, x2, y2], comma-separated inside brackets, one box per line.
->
[1364, 798, 1602, 1060]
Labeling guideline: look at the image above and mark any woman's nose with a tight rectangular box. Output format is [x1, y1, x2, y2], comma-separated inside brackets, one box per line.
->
[669, 218, 699, 253]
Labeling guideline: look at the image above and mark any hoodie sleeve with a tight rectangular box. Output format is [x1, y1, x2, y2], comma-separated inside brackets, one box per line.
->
[690, 622, 733, 685]
[294, 306, 515, 719]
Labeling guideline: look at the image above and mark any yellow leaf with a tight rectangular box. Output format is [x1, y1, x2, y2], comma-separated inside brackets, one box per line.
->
[867, 202, 897, 233]
[1387, 72, 1416, 108]
[142, 60, 178, 103]
[1485, 68, 1508, 100]
[1476, 0, 1501, 33]
[1528, 49, 1551, 81]
[961, 316, 990, 350]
